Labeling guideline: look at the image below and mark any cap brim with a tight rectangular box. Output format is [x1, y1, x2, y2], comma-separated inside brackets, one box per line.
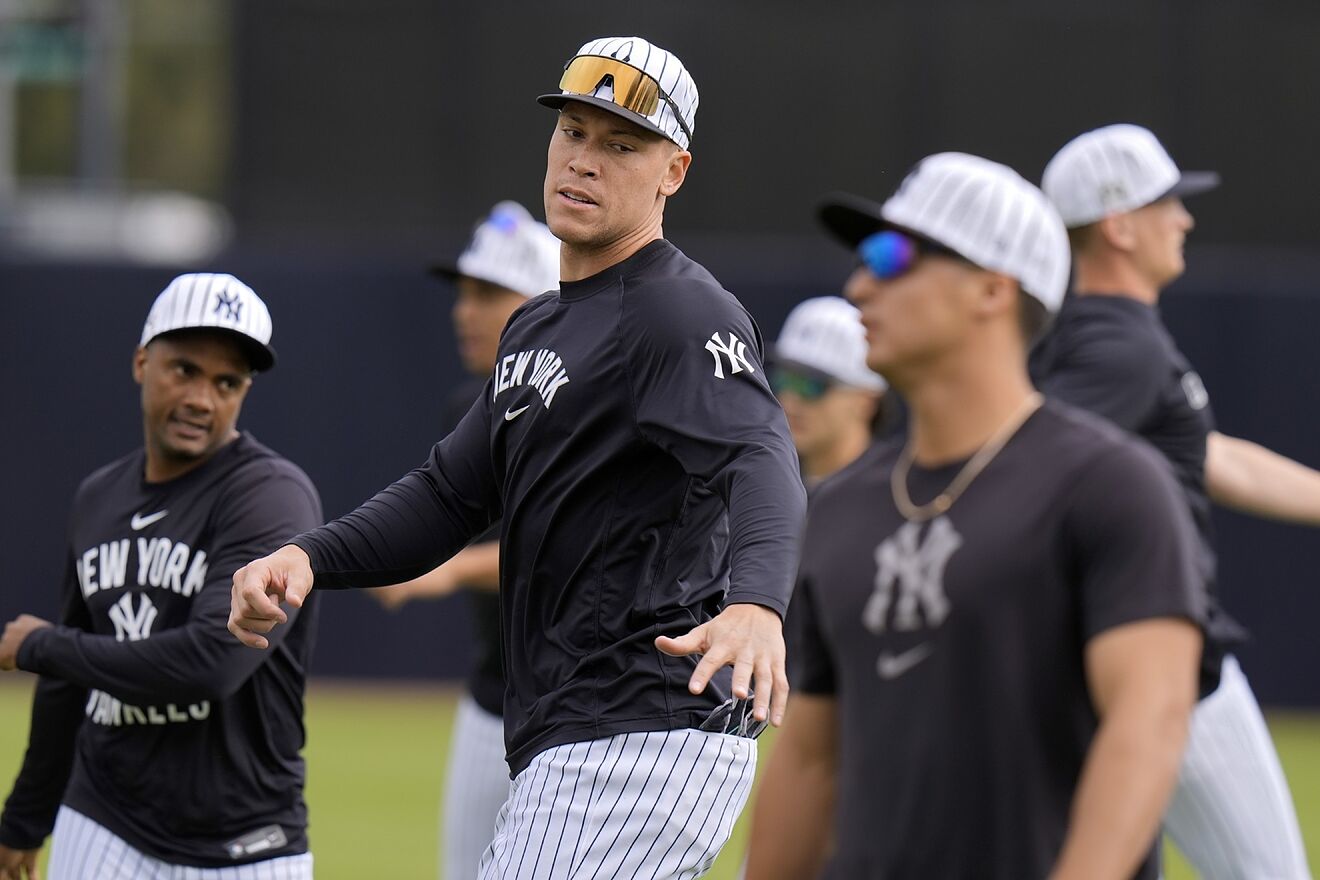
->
[154, 326, 276, 372]
[225, 331, 276, 373]
[427, 263, 527, 294]
[246, 340, 277, 373]
[817, 192, 890, 249]
[768, 354, 838, 385]
[427, 262, 461, 281]
[1165, 170, 1220, 200]
[537, 93, 675, 145]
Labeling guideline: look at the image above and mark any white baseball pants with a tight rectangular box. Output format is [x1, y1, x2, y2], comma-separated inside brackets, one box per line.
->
[1164, 655, 1312, 879]
[478, 728, 756, 879]
[46, 806, 313, 880]
[443, 694, 512, 879]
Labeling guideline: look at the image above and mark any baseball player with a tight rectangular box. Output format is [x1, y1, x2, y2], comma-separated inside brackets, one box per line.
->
[0, 274, 321, 879]
[374, 200, 560, 880]
[744, 153, 1205, 879]
[1032, 123, 1317, 879]
[771, 297, 887, 488]
[230, 36, 806, 880]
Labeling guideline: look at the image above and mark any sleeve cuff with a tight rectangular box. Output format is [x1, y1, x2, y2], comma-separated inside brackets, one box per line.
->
[724, 592, 788, 620]
[0, 820, 47, 852]
[15, 627, 54, 675]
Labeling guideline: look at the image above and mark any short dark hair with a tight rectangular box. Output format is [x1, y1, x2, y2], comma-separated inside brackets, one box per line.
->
[1067, 222, 1100, 253]
[1017, 289, 1052, 344]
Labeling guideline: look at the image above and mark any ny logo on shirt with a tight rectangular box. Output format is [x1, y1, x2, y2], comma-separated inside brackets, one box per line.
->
[109, 593, 159, 642]
[705, 331, 757, 379]
[863, 517, 962, 634]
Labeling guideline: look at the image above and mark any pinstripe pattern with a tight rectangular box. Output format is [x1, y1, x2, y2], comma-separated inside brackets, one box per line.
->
[47, 807, 313, 879]
[559, 37, 697, 149]
[1163, 655, 1312, 879]
[476, 729, 755, 879]
[880, 153, 1070, 311]
[775, 297, 886, 391]
[453, 202, 560, 300]
[1042, 124, 1183, 227]
[140, 273, 274, 353]
[443, 695, 512, 880]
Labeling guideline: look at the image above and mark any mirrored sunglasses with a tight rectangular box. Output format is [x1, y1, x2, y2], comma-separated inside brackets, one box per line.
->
[558, 55, 694, 145]
[858, 229, 967, 280]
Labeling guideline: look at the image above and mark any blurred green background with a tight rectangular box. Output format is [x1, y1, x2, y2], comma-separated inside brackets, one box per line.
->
[1, 678, 1315, 878]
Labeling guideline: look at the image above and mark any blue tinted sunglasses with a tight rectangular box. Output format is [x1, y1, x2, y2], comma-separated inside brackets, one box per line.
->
[858, 229, 966, 280]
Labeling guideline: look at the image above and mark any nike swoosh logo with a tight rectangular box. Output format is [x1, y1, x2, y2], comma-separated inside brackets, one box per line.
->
[876, 643, 934, 680]
[130, 510, 169, 531]
[504, 405, 531, 422]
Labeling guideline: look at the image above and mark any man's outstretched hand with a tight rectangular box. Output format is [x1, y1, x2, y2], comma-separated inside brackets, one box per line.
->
[655, 603, 789, 727]
[228, 544, 314, 649]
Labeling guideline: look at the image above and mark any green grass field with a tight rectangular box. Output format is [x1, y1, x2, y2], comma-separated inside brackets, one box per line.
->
[1, 677, 1316, 878]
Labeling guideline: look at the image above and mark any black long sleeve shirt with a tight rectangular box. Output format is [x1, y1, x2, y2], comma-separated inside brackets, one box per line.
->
[0, 434, 322, 867]
[294, 239, 806, 775]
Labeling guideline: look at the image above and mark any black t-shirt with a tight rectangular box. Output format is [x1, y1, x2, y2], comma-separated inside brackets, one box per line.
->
[1030, 293, 1246, 656]
[793, 402, 1203, 880]
[443, 376, 504, 717]
[0, 434, 322, 867]
[295, 239, 806, 776]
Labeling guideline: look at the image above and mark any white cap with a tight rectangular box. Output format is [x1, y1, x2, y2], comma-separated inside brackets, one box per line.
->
[538, 36, 698, 150]
[140, 273, 276, 371]
[1042, 124, 1220, 228]
[774, 297, 886, 391]
[819, 152, 1071, 312]
[432, 201, 560, 298]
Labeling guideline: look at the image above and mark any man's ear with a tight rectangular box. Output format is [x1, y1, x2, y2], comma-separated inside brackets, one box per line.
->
[1098, 211, 1137, 252]
[977, 272, 1020, 323]
[659, 149, 692, 198]
[132, 345, 148, 385]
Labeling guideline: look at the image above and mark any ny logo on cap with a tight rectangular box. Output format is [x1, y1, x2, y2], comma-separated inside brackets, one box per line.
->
[214, 291, 243, 323]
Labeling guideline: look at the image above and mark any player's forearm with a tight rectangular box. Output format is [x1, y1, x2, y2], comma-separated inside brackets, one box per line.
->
[1206, 432, 1320, 525]
[745, 695, 838, 880]
[18, 622, 270, 704]
[447, 542, 501, 591]
[744, 743, 835, 879]
[724, 455, 808, 617]
[295, 456, 496, 590]
[1050, 699, 1191, 879]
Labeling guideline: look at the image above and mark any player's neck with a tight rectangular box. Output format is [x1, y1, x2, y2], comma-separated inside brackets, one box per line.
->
[1072, 257, 1161, 306]
[144, 431, 239, 483]
[902, 359, 1037, 465]
[802, 423, 871, 484]
[560, 221, 665, 283]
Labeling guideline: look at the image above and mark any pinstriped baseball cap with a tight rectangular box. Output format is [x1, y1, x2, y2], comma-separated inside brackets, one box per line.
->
[140, 273, 276, 371]
[538, 36, 698, 150]
[430, 201, 560, 298]
[775, 297, 886, 391]
[820, 153, 1071, 312]
[1042, 124, 1220, 228]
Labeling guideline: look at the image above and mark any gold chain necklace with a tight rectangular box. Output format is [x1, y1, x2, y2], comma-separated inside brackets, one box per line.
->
[891, 392, 1044, 523]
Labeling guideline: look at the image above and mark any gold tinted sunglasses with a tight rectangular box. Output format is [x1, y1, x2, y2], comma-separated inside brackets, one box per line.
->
[558, 55, 693, 145]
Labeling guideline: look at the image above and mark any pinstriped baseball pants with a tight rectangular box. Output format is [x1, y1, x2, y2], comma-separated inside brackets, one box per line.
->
[1164, 655, 1312, 879]
[46, 807, 313, 879]
[477, 728, 757, 879]
[443, 694, 512, 880]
